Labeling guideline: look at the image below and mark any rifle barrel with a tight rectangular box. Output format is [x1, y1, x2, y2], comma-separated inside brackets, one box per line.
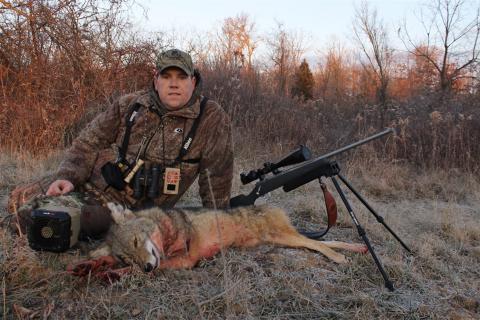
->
[316, 128, 395, 160]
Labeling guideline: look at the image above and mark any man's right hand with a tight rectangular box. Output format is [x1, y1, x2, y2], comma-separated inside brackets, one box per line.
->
[46, 180, 74, 196]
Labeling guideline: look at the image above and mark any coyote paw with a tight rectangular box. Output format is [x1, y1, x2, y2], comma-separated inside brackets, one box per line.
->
[95, 267, 131, 283]
[67, 260, 97, 277]
[67, 256, 131, 284]
[353, 243, 368, 254]
[67, 256, 119, 277]
[334, 254, 348, 264]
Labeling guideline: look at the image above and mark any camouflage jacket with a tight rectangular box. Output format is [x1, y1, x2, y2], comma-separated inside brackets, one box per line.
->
[55, 77, 233, 209]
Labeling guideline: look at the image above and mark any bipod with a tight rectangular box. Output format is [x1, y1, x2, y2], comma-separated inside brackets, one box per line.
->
[309, 159, 411, 292]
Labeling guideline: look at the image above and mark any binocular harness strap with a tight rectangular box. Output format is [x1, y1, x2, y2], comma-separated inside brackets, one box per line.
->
[175, 97, 208, 164]
[119, 103, 142, 164]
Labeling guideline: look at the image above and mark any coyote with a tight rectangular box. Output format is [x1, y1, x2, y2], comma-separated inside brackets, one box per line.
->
[69, 203, 367, 277]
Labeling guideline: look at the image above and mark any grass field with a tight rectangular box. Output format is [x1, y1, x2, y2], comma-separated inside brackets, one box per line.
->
[1, 151, 479, 319]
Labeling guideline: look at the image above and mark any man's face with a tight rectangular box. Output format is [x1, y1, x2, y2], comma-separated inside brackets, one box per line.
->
[154, 67, 196, 111]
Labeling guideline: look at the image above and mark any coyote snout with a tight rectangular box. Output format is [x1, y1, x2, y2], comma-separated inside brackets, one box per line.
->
[143, 238, 160, 272]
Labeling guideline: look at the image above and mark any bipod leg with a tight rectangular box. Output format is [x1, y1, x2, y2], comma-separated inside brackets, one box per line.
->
[337, 173, 412, 253]
[331, 176, 394, 291]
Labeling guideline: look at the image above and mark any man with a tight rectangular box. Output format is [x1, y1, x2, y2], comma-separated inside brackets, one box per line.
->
[7, 49, 234, 237]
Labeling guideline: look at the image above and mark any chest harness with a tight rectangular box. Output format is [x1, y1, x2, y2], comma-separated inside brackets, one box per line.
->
[101, 97, 208, 198]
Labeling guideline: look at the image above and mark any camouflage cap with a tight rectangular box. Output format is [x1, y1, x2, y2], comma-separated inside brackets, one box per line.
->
[156, 49, 194, 76]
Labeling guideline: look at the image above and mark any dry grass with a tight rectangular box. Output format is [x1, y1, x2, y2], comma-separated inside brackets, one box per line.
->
[1, 151, 480, 319]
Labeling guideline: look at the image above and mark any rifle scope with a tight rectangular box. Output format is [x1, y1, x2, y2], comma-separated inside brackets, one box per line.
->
[240, 145, 312, 184]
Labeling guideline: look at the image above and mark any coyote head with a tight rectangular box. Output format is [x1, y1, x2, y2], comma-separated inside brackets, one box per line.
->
[104, 203, 163, 272]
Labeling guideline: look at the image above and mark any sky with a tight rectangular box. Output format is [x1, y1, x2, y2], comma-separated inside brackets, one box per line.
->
[129, 0, 480, 64]
[131, 0, 426, 54]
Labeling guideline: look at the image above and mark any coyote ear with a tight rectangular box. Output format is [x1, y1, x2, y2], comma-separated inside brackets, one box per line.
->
[107, 202, 135, 224]
[89, 243, 112, 258]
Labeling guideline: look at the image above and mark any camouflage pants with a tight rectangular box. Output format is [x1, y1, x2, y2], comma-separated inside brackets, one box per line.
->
[6, 178, 112, 238]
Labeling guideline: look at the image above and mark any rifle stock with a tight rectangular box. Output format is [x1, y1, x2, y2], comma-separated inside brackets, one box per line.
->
[230, 128, 395, 207]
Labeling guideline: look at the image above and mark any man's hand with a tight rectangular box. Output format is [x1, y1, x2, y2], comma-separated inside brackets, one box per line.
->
[46, 180, 74, 196]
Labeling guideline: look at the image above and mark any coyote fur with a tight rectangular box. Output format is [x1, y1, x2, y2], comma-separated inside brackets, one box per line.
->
[71, 203, 367, 275]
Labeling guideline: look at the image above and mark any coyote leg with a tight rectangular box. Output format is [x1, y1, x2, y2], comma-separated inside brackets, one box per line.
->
[159, 255, 199, 270]
[321, 241, 368, 253]
[269, 234, 348, 264]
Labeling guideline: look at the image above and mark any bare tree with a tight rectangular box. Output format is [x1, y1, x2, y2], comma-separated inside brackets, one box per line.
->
[316, 40, 354, 105]
[353, 0, 393, 105]
[0, 0, 141, 86]
[399, 0, 480, 93]
[0, 0, 159, 150]
[213, 13, 258, 71]
[265, 21, 306, 96]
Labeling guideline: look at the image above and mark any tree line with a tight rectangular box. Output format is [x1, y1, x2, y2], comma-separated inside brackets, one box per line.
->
[1, 0, 479, 171]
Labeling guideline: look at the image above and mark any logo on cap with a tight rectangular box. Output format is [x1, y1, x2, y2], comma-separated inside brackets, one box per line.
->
[168, 50, 181, 58]
[156, 49, 194, 76]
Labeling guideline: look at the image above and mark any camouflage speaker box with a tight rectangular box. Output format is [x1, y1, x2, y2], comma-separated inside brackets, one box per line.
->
[27, 204, 81, 252]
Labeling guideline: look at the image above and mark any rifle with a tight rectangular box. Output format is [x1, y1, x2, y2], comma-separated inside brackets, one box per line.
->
[230, 128, 395, 207]
[230, 128, 411, 291]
